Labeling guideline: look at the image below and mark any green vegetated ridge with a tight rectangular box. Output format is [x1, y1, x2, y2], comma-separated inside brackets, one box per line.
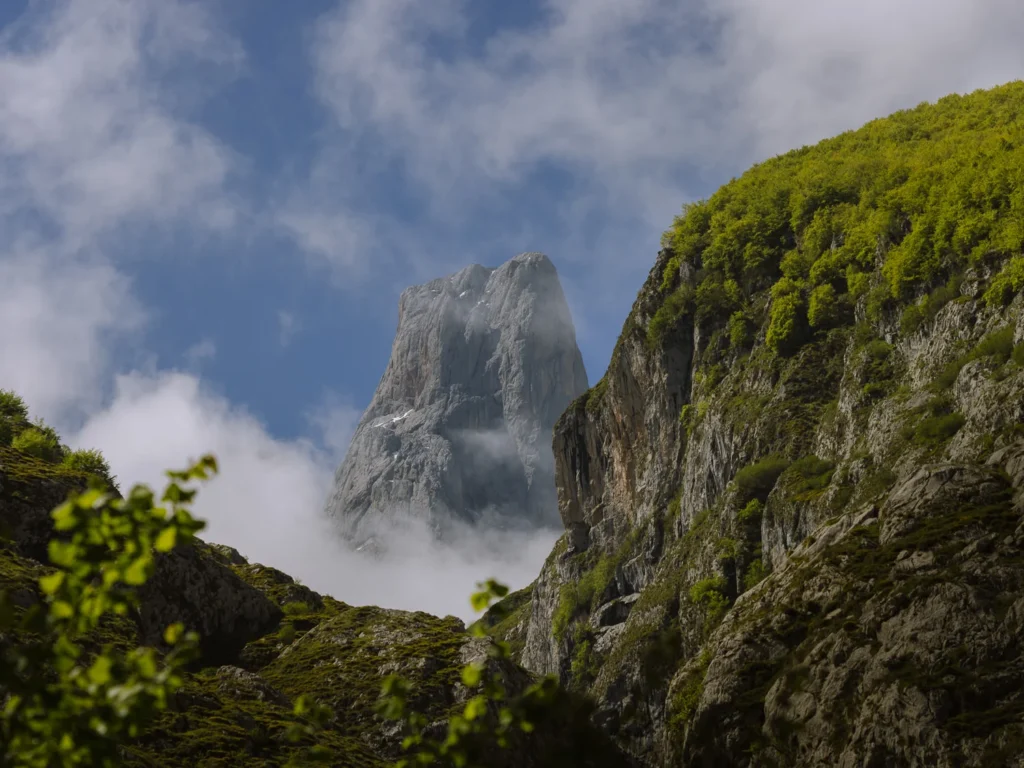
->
[0, 390, 117, 491]
[511, 80, 1024, 766]
[652, 81, 1024, 355]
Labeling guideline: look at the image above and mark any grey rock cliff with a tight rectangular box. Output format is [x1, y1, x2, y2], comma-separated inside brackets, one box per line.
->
[324, 252, 588, 543]
[495, 245, 1024, 766]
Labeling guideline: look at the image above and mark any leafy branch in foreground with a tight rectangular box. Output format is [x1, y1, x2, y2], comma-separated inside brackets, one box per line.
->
[378, 578, 560, 768]
[0, 457, 217, 767]
[0, 455, 332, 766]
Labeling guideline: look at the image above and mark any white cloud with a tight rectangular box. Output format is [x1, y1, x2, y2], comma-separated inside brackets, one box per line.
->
[0, 0, 242, 248]
[0, 247, 144, 425]
[312, 0, 1024, 193]
[72, 372, 555, 620]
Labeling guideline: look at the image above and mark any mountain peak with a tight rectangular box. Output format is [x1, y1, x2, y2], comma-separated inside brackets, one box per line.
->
[325, 252, 588, 544]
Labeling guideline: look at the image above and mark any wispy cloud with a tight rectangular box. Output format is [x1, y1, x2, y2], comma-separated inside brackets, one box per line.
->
[304, 391, 362, 464]
[183, 338, 217, 369]
[276, 310, 301, 348]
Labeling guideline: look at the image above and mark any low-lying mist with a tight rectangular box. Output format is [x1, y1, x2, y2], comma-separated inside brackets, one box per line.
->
[72, 371, 559, 622]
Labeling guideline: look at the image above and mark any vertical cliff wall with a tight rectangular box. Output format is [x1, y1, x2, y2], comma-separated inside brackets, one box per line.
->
[495, 83, 1024, 767]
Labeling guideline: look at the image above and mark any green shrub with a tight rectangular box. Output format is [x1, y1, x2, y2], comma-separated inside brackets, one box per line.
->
[934, 359, 965, 390]
[585, 378, 609, 415]
[900, 302, 924, 334]
[12, 425, 63, 463]
[766, 280, 805, 355]
[694, 276, 736, 325]
[666, 491, 683, 532]
[734, 456, 791, 504]
[283, 601, 311, 616]
[984, 255, 1024, 306]
[669, 650, 712, 730]
[679, 404, 693, 425]
[688, 576, 727, 606]
[904, 395, 966, 446]
[901, 276, 962, 333]
[863, 339, 892, 361]
[0, 389, 28, 421]
[743, 559, 768, 591]
[655, 83, 1024, 360]
[688, 577, 730, 632]
[737, 498, 764, 525]
[0, 389, 30, 445]
[865, 282, 894, 323]
[727, 311, 752, 349]
[915, 412, 966, 444]
[551, 584, 576, 642]
[552, 543, 632, 641]
[786, 456, 836, 498]
[61, 449, 116, 487]
[807, 284, 838, 328]
[846, 269, 871, 299]
[715, 537, 739, 563]
[972, 325, 1015, 364]
[933, 325, 1015, 390]
[647, 283, 695, 347]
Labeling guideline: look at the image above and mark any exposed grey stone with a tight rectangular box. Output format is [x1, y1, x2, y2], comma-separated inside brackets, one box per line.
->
[325, 252, 588, 543]
[214, 666, 291, 707]
[594, 593, 640, 627]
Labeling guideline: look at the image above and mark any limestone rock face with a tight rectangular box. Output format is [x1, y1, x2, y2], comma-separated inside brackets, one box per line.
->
[324, 252, 588, 542]
[493, 241, 1024, 767]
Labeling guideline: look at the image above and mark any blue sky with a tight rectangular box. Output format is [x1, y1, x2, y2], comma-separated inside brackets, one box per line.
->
[2, 0, 1022, 615]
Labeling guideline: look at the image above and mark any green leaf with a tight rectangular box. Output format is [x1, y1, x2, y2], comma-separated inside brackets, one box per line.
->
[469, 591, 490, 612]
[51, 501, 78, 531]
[39, 571, 65, 595]
[460, 663, 483, 687]
[463, 696, 487, 721]
[88, 655, 113, 686]
[164, 623, 184, 645]
[51, 600, 74, 619]
[48, 539, 78, 568]
[123, 554, 153, 586]
[154, 526, 177, 553]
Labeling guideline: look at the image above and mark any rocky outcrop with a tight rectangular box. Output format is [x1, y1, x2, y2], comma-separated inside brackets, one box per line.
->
[0, 448, 282, 666]
[324, 252, 588, 543]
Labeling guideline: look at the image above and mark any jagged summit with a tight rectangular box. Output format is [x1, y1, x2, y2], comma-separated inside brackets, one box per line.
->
[324, 252, 588, 544]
